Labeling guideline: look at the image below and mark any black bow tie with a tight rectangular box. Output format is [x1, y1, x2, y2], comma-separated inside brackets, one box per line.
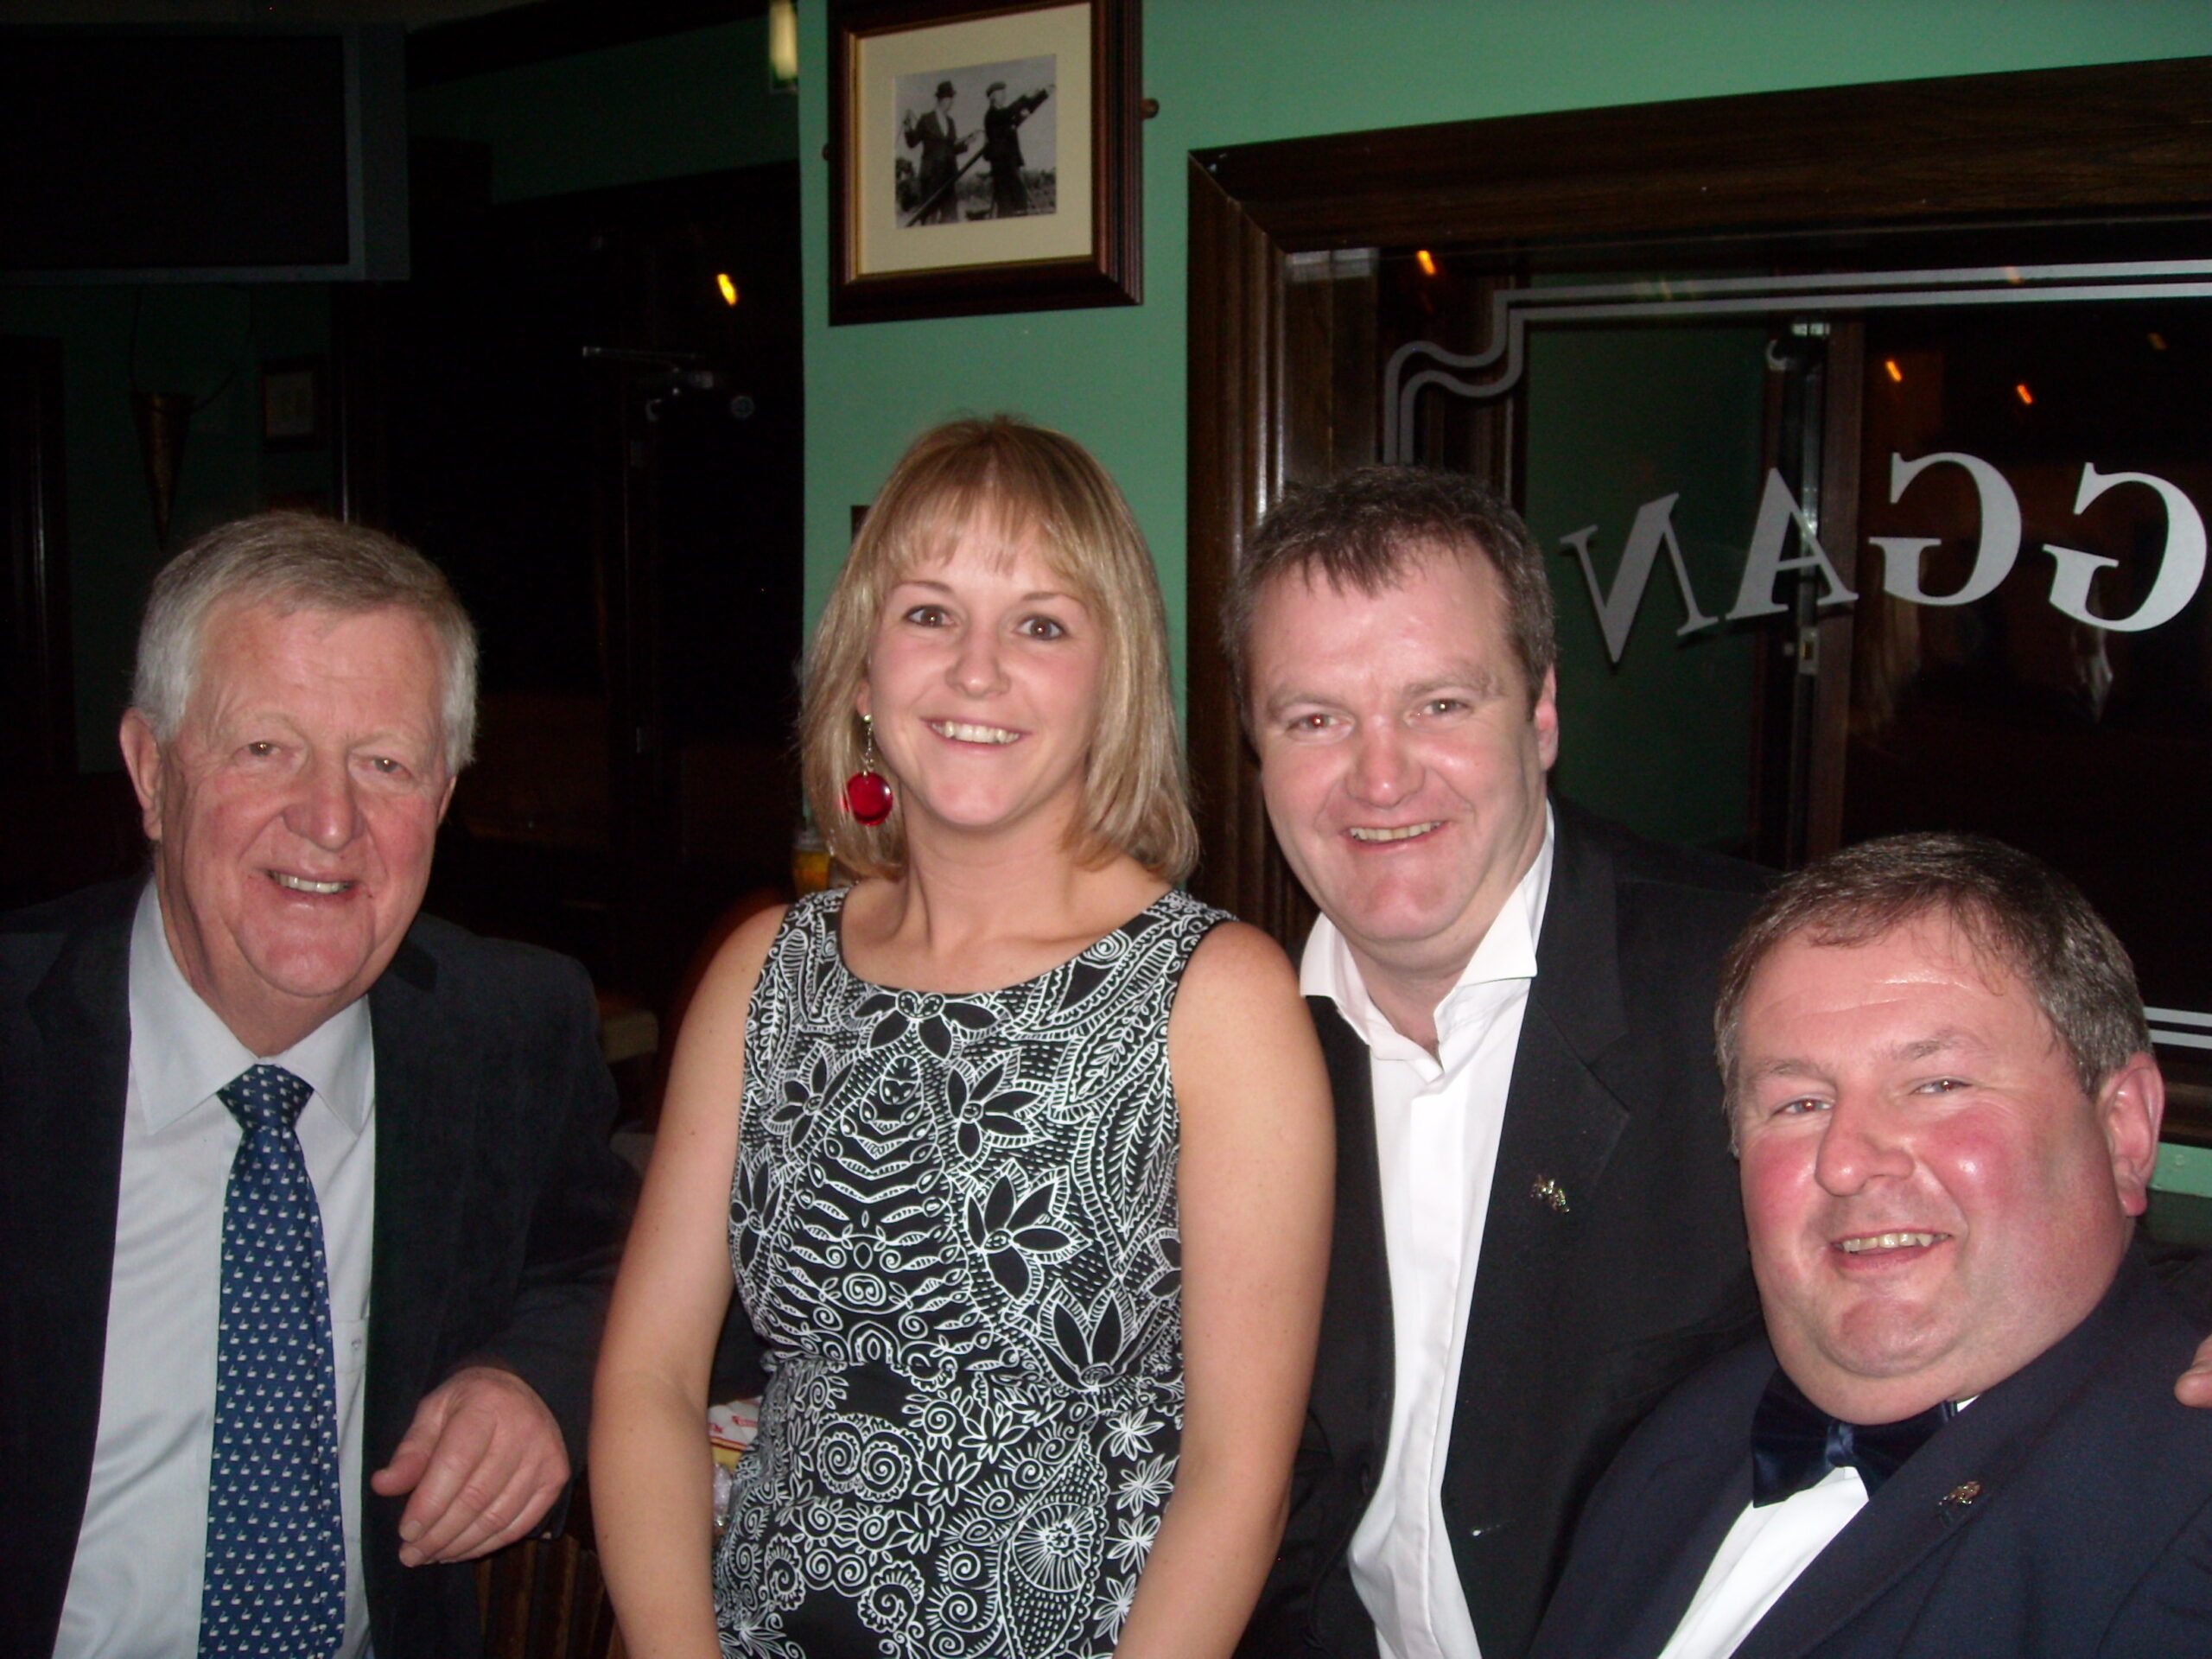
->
[1751, 1366, 1957, 1507]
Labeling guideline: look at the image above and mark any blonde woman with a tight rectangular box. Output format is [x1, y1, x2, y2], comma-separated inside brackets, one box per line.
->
[594, 416, 1332, 1657]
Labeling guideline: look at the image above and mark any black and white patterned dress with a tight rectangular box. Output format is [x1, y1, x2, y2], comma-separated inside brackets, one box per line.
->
[715, 887, 1227, 1659]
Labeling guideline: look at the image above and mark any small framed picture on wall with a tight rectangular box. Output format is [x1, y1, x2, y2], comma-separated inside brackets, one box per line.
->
[259, 357, 327, 450]
[829, 0, 1142, 324]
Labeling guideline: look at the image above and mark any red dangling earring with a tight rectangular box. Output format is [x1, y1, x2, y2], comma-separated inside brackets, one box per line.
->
[843, 715, 894, 826]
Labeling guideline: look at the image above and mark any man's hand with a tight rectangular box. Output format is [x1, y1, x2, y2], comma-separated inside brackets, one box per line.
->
[369, 1364, 570, 1567]
[2179, 1332, 2212, 1408]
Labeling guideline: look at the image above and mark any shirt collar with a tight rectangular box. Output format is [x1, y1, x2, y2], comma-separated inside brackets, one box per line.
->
[129, 880, 374, 1134]
[1301, 803, 1555, 1064]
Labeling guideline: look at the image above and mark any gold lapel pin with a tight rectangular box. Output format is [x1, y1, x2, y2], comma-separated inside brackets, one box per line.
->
[1939, 1480, 1982, 1511]
[1530, 1176, 1569, 1213]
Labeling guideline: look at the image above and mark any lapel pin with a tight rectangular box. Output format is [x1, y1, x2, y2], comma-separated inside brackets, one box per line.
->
[1939, 1480, 1982, 1511]
[1530, 1176, 1569, 1213]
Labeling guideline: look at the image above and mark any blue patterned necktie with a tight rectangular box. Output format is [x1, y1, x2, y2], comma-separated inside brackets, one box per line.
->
[198, 1064, 348, 1659]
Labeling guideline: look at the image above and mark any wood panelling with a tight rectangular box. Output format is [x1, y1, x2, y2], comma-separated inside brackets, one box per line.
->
[1193, 58, 2212, 256]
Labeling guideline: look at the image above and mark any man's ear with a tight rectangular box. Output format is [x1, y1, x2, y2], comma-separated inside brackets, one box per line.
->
[1532, 667, 1560, 772]
[2101, 1052, 2166, 1218]
[118, 710, 168, 842]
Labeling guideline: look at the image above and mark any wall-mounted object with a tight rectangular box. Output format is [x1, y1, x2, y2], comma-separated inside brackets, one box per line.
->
[768, 0, 799, 92]
[131, 391, 192, 549]
[260, 357, 328, 451]
[828, 0, 1141, 324]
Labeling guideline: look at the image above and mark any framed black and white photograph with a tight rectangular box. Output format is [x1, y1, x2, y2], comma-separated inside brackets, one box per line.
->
[830, 0, 1141, 324]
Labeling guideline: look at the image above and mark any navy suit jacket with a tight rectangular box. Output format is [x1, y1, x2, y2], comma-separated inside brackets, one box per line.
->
[1530, 1254, 2212, 1659]
[1240, 800, 1769, 1659]
[0, 878, 633, 1658]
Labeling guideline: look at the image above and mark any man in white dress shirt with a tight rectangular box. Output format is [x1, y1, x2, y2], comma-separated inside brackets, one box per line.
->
[1231, 467, 1773, 1659]
[1, 512, 629, 1657]
[1528, 832, 2212, 1658]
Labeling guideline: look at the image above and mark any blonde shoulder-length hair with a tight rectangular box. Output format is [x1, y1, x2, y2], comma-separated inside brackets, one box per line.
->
[800, 415, 1197, 884]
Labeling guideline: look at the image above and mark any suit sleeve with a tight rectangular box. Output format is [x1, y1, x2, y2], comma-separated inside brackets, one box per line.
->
[464, 956, 633, 1464]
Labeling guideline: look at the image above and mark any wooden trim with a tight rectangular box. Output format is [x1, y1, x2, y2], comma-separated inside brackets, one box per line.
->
[1185, 167, 1382, 940]
[1194, 56, 2212, 255]
[1185, 160, 1283, 930]
[1185, 55, 2212, 931]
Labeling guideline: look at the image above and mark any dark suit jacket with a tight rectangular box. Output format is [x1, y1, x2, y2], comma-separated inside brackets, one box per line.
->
[1529, 1253, 2212, 1659]
[1242, 799, 1767, 1659]
[905, 110, 965, 196]
[0, 879, 632, 1658]
[982, 91, 1048, 172]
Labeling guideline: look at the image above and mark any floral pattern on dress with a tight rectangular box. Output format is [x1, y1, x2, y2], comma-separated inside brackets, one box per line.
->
[715, 887, 1226, 1659]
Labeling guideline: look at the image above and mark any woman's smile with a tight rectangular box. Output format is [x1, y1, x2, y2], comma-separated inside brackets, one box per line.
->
[863, 531, 1103, 843]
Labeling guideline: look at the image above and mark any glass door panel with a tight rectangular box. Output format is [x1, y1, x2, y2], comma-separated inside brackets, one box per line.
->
[1382, 254, 2212, 1135]
[1525, 322, 1770, 855]
[1844, 303, 2212, 1116]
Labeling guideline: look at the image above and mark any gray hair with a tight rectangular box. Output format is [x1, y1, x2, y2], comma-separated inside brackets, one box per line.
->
[1223, 465, 1557, 715]
[1714, 832, 2149, 1104]
[130, 512, 478, 772]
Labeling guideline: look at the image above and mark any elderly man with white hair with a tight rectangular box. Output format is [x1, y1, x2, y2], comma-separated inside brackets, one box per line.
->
[1, 512, 631, 1659]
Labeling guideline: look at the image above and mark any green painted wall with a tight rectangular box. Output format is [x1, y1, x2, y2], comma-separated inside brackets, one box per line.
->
[797, 0, 2212, 696]
[2156, 1141, 2212, 1202]
[410, 16, 796, 202]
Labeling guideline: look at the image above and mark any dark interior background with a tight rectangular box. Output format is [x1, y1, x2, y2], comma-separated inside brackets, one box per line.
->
[1, 0, 803, 1058]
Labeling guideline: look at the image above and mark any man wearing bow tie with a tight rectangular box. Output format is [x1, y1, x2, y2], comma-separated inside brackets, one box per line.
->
[1, 513, 631, 1657]
[1530, 831, 2212, 1659]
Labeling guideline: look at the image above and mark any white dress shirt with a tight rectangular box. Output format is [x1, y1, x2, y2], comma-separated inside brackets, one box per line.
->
[57, 882, 377, 1659]
[1306, 811, 1555, 1659]
[1656, 1465, 1866, 1659]
[1657, 1393, 1976, 1659]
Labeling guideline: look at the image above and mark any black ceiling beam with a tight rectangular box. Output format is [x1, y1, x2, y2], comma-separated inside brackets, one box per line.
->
[408, 0, 763, 88]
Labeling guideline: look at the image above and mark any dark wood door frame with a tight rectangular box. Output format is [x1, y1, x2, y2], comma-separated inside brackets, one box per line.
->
[1185, 54, 2212, 939]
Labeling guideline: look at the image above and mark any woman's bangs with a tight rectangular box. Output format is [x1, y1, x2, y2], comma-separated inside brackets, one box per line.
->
[878, 479, 1100, 613]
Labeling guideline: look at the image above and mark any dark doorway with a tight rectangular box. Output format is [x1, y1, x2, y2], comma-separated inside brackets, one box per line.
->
[375, 151, 804, 1013]
[1, 335, 72, 784]
[0, 334, 143, 908]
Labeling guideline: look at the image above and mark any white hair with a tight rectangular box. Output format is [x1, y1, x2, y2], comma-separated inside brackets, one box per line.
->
[130, 512, 478, 772]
